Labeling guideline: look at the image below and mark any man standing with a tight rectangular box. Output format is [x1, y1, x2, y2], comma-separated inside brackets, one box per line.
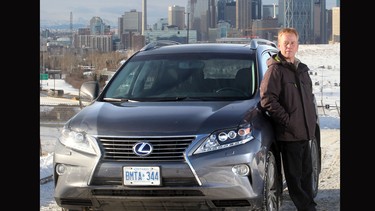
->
[260, 28, 318, 211]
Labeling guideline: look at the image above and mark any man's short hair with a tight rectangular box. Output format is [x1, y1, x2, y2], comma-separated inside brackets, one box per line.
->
[278, 28, 299, 42]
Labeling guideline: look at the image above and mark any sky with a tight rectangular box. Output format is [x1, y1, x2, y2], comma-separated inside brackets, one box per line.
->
[40, 42, 340, 210]
[40, 0, 338, 27]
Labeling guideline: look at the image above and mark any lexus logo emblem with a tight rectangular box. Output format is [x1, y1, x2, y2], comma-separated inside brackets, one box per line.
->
[133, 142, 153, 156]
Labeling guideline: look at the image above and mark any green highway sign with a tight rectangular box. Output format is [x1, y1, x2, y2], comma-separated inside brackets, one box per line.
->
[40, 74, 48, 80]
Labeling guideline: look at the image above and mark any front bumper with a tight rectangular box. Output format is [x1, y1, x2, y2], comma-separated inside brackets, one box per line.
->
[53, 136, 268, 210]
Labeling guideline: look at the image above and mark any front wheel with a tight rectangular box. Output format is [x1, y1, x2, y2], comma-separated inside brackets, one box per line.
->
[263, 151, 282, 211]
[310, 138, 320, 198]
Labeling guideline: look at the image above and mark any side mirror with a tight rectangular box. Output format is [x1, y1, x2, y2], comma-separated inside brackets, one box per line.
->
[79, 81, 99, 109]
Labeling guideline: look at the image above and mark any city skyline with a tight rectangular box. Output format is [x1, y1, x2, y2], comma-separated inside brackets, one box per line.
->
[40, 0, 338, 27]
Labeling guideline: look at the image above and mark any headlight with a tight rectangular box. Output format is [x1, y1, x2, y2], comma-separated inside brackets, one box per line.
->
[194, 125, 254, 154]
[59, 127, 98, 155]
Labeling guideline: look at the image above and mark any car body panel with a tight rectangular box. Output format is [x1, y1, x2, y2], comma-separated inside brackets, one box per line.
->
[69, 100, 259, 136]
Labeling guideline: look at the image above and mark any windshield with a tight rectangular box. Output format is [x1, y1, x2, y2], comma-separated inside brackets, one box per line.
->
[104, 52, 256, 101]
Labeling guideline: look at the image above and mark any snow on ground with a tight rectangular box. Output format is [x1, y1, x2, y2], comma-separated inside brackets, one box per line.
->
[40, 78, 79, 96]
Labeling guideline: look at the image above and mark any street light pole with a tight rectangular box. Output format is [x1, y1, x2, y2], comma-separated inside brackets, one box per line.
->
[185, 12, 190, 44]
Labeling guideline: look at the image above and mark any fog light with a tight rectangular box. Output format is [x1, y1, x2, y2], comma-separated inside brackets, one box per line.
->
[56, 164, 66, 175]
[232, 164, 250, 176]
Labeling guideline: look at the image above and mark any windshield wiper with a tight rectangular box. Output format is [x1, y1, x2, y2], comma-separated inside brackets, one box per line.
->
[103, 98, 138, 102]
[156, 97, 206, 101]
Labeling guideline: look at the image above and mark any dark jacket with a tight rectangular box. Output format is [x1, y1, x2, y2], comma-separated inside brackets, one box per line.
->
[260, 52, 317, 141]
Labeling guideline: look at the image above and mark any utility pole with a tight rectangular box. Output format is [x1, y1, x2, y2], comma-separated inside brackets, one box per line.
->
[185, 12, 190, 44]
[70, 12, 73, 48]
[321, 70, 323, 102]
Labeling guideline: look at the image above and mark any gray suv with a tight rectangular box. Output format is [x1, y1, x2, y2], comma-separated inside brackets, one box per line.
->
[53, 39, 321, 211]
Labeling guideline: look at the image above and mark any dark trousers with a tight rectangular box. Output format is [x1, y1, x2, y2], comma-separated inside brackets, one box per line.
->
[278, 140, 317, 211]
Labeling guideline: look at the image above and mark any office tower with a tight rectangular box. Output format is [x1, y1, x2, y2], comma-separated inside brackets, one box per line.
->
[326, 9, 332, 43]
[313, 0, 327, 43]
[90, 17, 106, 35]
[189, 0, 217, 41]
[168, 5, 185, 30]
[279, 0, 326, 44]
[120, 9, 142, 34]
[118, 9, 142, 50]
[209, 0, 217, 29]
[236, 0, 252, 37]
[218, 0, 226, 21]
[252, 0, 262, 19]
[332, 7, 340, 42]
[217, 0, 236, 27]
[263, 4, 278, 19]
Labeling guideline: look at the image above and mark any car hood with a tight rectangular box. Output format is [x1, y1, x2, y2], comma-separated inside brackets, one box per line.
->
[68, 100, 259, 136]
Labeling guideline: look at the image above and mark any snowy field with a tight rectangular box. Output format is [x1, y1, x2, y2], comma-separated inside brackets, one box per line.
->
[297, 43, 340, 111]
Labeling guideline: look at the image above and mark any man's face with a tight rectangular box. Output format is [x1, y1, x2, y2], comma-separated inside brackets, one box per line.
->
[278, 33, 299, 61]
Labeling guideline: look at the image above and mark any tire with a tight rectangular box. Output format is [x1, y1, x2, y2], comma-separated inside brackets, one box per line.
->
[310, 138, 320, 198]
[263, 151, 281, 211]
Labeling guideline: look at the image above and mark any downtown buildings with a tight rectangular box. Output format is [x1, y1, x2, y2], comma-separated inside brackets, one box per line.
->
[41, 0, 340, 54]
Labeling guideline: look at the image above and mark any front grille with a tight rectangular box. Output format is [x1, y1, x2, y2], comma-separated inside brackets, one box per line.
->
[60, 198, 92, 206]
[92, 189, 204, 197]
[98, 136, 196, 161]
[212, 200, 251, 207]
[95, 200, 211, 210]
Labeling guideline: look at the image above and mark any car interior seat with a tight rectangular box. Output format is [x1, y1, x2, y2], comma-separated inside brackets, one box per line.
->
[235, 68, 252, 95]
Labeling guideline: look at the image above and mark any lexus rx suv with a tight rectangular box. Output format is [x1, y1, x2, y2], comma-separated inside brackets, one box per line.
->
[53, 39, 321, 211]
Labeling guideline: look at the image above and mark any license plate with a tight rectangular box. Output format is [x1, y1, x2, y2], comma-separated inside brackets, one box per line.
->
[123, 166, 160, 186]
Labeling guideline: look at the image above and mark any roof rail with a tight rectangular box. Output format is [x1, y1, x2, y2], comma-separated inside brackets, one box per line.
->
[140, 40, 181, 51]
[250, 39, 277, 50]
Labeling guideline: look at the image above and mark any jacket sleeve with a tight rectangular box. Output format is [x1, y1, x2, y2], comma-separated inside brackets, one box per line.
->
[260, 65, 290, 128]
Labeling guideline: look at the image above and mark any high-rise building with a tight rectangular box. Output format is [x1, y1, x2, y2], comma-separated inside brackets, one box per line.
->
[119, 9, 142, 34]
[90, 17, 109, 35]
[209, 0, 217, 29]
[252, 0, 262, 20]
[168, 5, 185, 30]
[263, 4, 278, 19]
[236, 0, 252, 37]
[189, 0, 217, 41]
[313, 0, 327, 44]
[332, 7, 340, 43]
[188, 0, 329, 43]
[278, 0, 326, 44]
[118, 9, 142, 50]
[218, 0, 227, 21]
[74, 35, 113, 52]
[217, 0, 236, 27]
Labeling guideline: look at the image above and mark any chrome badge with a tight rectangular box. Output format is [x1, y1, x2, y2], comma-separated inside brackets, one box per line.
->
[133, 142, 153, 156]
